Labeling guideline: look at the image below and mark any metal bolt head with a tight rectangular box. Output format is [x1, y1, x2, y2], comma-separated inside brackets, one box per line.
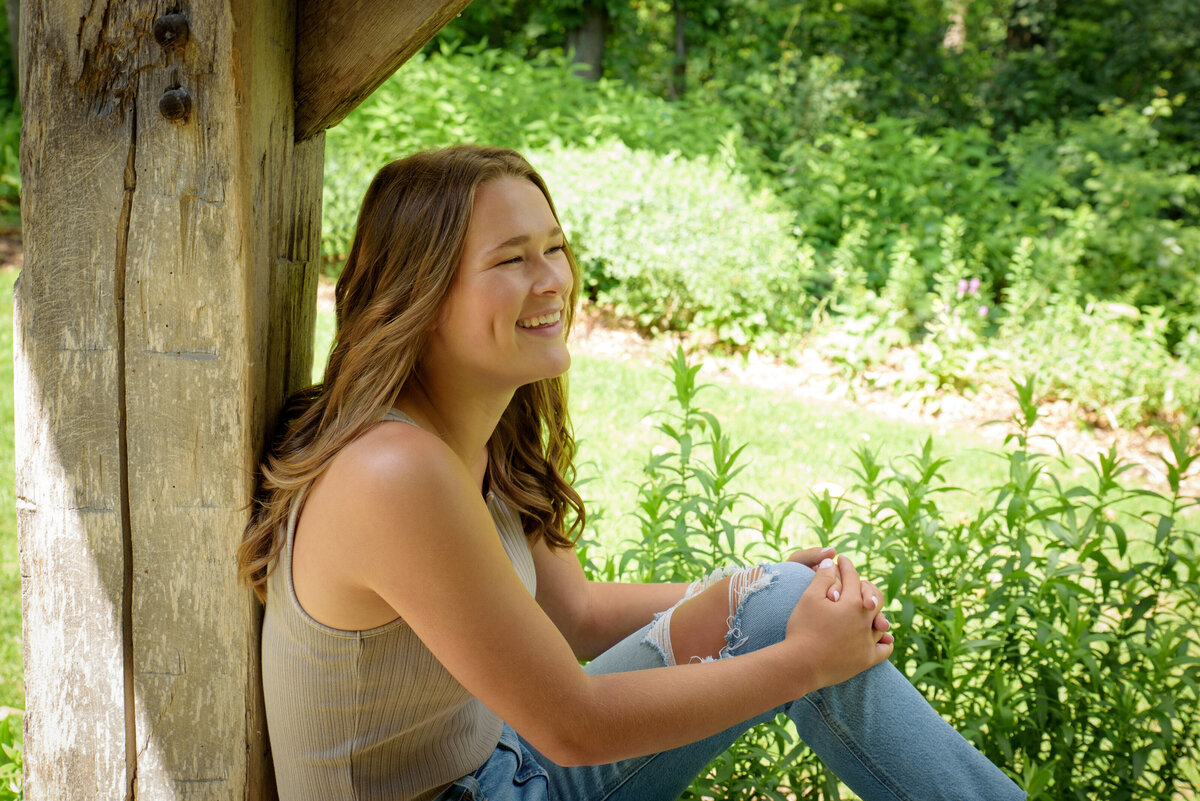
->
[159, 87, 191, 123]
[153, 13, 189, 49]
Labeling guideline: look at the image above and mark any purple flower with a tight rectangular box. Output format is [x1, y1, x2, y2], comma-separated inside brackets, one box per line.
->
[968, 277, 981, 296]
[978, 305, 989, 317]
[957, 278, 969, 297]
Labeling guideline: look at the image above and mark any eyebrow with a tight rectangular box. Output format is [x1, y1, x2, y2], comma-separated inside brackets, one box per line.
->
[483, 226, 563, 256]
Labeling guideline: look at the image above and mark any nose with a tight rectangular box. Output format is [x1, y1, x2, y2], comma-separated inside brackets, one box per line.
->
[532, 252, 571, 296]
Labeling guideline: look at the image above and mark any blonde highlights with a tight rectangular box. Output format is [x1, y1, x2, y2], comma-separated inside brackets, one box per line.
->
[238, 146, 585, 601]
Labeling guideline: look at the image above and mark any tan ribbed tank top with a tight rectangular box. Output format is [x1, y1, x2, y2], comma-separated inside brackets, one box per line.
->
[262, 409, 538, 801]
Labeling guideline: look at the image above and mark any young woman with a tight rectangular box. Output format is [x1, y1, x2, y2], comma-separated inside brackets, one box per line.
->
[239, 145, 1024, 801]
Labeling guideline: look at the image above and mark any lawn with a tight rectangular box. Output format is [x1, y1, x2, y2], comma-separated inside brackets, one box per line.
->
[0, 268, 17, 711]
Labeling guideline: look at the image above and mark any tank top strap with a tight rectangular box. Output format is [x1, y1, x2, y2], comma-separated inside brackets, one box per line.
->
[381, 407, 419, 426]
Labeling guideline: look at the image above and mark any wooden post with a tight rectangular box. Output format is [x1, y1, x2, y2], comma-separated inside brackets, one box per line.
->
[16, 0, 469, 797]
[15, 1, 319, 797]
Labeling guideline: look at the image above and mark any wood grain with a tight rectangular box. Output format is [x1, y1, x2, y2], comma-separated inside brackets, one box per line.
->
[16, 1, 322, 798]
[294, 0, 472, 140]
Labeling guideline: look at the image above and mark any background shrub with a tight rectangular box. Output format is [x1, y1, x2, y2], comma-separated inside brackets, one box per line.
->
[321, 44, 752, 265]
[532, 142, 813, 345]
[320, 37, 1200, 429]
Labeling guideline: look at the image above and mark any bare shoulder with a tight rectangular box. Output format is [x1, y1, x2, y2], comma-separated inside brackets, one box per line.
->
[322, 420, 468, 504]
[292, 420, 481, 629]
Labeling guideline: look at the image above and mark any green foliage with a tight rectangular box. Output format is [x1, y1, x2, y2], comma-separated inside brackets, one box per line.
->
[320, 34, 1200, 429]
[1005, 298, 1199, 428]
[439, 0, 1200, 149]
[0, 711, 20, 801]
[980, 0, 1200, 144]
[533, 142, 813, 345]
[583, 350, 827, 799]
[0, 4, 19, 226]
[321, 44, 749, 265]
[782, 108, 1200, 333]
[0, 105, 19, 225]
[589, 351, 1200, 800]
[1001, 106, 1200, 337]
[0, 268, 20, 712]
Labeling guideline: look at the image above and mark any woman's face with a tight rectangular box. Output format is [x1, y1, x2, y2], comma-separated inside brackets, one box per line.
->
[425, 176, 573, 391]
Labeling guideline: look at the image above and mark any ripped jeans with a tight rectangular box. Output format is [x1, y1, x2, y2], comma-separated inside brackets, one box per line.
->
[436, 561, 1026, 801]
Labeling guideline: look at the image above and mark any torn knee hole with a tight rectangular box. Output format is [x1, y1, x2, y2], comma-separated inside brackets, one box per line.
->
[643, 565, 773, 667]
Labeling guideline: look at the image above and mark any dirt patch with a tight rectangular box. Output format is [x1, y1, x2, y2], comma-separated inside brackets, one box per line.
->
[0, 232, 22, 272]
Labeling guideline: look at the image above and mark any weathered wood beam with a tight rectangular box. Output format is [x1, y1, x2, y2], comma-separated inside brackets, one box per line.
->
[17, 1, 321, 797]
[294, 0, 473, 141]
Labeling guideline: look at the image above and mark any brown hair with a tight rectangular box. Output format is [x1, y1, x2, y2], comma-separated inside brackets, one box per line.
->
[237, 146, 585, 601]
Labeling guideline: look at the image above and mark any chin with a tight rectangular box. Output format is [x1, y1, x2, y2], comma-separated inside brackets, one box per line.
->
[535, 349, 571, 382]
[544, 355, 571, 381]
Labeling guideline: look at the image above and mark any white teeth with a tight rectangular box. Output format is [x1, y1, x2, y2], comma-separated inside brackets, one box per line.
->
[517, 311, 561, 328]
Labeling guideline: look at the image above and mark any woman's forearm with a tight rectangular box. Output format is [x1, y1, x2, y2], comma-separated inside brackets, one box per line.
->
[574, 580, 688, 660]
[542, 641, 809, 765]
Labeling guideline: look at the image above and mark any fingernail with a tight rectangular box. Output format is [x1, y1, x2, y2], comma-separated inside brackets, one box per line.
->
[818, 558, 834, 569]
[869, 596, 878, 609]
[831, 589, 840, 601]
[821, 546, 835, 554]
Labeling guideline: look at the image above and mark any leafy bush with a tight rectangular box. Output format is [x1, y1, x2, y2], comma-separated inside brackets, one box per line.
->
[1001, 106, 1200, 342]
[321, 44, 1200, 425]
[1003, 297, 1198, 428]
[0, 710, 20, 801]
[779, 108, 1200, 343]
[532, 142, 814, 346]
[586, 352, 1200, 800]
[322, 44, 751, 265]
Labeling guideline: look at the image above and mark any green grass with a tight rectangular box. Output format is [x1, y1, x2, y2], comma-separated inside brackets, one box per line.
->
[568, 351, 1009, 550]
[0, 268, 19, 710]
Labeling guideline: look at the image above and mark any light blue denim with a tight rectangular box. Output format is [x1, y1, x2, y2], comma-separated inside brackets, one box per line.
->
[436, 561, 1026, 801]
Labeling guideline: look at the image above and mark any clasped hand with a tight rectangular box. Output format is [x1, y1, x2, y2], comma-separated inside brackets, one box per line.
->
[784, 547, 895, 691]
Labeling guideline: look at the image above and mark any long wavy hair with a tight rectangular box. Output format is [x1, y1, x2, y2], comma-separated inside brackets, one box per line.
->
[238, 146, 585, 601]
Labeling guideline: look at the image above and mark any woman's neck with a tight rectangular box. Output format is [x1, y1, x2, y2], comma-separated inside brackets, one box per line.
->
[393, 370, 513, 491]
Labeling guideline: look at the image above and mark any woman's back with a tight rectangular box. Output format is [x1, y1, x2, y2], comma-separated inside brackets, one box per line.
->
[262, 410, 537, 801]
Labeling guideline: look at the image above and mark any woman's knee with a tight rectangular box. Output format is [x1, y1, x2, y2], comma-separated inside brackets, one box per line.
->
[646, 562, 814, 666]
[728, 561, 814, 653]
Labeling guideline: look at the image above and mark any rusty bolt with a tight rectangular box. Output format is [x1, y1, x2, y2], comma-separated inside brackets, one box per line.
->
[153, 13, 189, 49]
[158, 87, 191, 123]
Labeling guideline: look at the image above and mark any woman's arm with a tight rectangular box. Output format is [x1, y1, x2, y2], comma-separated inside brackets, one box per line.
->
[531, 540, 686, 661]
[313, 423, 888, 767]
[532, 540, 868, 662]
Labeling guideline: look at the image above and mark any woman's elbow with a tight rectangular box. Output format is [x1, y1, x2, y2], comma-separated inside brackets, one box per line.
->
[521, 720, 595, 767]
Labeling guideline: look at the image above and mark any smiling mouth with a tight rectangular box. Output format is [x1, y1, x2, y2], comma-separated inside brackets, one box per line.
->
[517, 310, 562, 328]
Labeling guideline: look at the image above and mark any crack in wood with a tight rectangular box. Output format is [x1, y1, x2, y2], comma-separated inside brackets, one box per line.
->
[114, 100, 138, 801]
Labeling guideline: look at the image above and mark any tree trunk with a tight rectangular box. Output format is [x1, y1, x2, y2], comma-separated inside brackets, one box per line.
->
[565, 0, 606, 81]
[667, 0, 687, 100]
[16, 1, 320, 797]
[943, 1, 969, 53]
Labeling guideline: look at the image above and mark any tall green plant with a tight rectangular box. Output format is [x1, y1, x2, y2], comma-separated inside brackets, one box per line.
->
[592, 353, 1200, 800]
